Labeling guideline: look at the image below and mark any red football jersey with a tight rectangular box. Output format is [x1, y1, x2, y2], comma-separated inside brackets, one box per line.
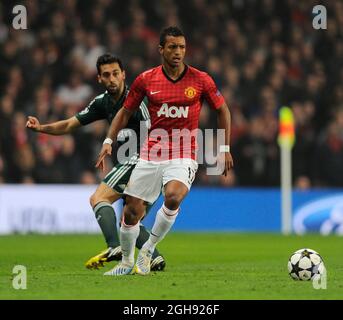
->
[124, 65, 225, 161]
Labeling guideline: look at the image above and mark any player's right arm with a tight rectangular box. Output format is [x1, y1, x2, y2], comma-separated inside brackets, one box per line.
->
[95, 73, 146, 171]
[26, 116, 81, 135]
[26, 94, 106, 135]
[95, 107, 134, 171]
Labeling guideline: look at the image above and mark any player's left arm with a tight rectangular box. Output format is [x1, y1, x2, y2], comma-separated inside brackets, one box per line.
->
[202, 73, 234, 176]
[215, 103, 234, 176]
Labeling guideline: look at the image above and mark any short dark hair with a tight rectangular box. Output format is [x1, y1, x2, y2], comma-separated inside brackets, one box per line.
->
[159, 26, 185, 47]
[96, 53, 123, 74]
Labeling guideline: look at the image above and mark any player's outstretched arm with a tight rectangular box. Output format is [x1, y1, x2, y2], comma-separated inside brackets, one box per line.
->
[216, 103, 234, 176]
[26, 116, 81, 135]
[95, 107, 133, 171]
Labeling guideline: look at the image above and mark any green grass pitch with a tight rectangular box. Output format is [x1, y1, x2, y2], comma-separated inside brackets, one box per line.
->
[0, 233, 342, 300]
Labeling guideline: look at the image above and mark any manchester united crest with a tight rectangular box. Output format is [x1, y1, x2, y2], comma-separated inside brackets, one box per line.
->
[184, 87, 197, 99]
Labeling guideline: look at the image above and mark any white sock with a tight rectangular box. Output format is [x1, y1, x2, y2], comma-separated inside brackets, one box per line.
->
[120, 222, 140, 266]
[143, 204, 179, 253]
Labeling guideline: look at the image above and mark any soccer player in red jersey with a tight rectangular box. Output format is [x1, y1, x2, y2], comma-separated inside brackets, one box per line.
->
[96, 26, 234, 276]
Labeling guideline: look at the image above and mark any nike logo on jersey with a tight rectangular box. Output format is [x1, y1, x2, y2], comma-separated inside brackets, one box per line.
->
[150, 90, 161, 95]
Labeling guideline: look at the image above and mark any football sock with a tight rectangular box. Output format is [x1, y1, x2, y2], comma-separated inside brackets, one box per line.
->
[120, 222, 140, 266]
[93, 202, 120, 248]
[136, 224, 161, 259]
[143, 204, 179, 253]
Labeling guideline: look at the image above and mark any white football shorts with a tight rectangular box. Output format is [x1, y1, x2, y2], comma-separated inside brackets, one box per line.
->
[123, 158, 198, 204]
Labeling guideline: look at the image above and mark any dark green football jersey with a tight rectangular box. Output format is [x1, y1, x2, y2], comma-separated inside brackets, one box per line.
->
[75, 85, 150, 149]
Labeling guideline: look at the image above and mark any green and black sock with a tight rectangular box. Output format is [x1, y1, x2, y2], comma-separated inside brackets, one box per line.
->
[93, 202, 120, 248]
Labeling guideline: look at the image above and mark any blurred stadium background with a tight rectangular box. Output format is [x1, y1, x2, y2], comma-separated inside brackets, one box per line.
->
[0, 0, 342, 235]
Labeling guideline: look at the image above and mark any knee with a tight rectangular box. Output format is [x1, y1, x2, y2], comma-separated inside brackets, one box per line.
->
[90, 187, 114, 209]
[164, 192, 183, 210]
[123, 196, 145, 225]
[90, 191, 105, 208]
[89, 193, 97, 208]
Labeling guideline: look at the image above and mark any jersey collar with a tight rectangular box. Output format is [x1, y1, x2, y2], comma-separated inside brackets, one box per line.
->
[162, 64, 188, 83]
[108, 84, 128, 108]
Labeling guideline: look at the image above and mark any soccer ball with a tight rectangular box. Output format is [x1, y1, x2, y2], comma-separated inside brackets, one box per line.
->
[287, 248, 326, 281]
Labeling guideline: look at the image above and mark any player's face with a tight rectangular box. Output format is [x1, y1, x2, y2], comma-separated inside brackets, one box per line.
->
[159, 36, 186, 68]
[98, 63, 125, 95]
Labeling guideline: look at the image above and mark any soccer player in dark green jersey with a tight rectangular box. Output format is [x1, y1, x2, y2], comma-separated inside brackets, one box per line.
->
[26, 53, 165, 271]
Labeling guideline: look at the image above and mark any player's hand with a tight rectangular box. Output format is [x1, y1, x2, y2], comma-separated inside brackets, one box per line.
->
[222, 152, 234, 176]
[95, 143, 112, 172]
[26, 116, 41, 132]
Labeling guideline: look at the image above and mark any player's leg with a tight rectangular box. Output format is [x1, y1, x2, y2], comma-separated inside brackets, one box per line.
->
[135, 159, 197, 275]
[135, 180, 188, 275]
[123, 197, 166, 271]
[88, 155, 165, 271]
[110, 156, 166, 271]
[104, 195, 147, 276]
[147, 180, 188, 246]
[104, 159, 163, 276]
[85, 182, 122, 269]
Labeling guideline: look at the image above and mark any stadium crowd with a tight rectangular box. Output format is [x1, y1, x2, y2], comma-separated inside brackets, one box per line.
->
[0, 0, 342, 187]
